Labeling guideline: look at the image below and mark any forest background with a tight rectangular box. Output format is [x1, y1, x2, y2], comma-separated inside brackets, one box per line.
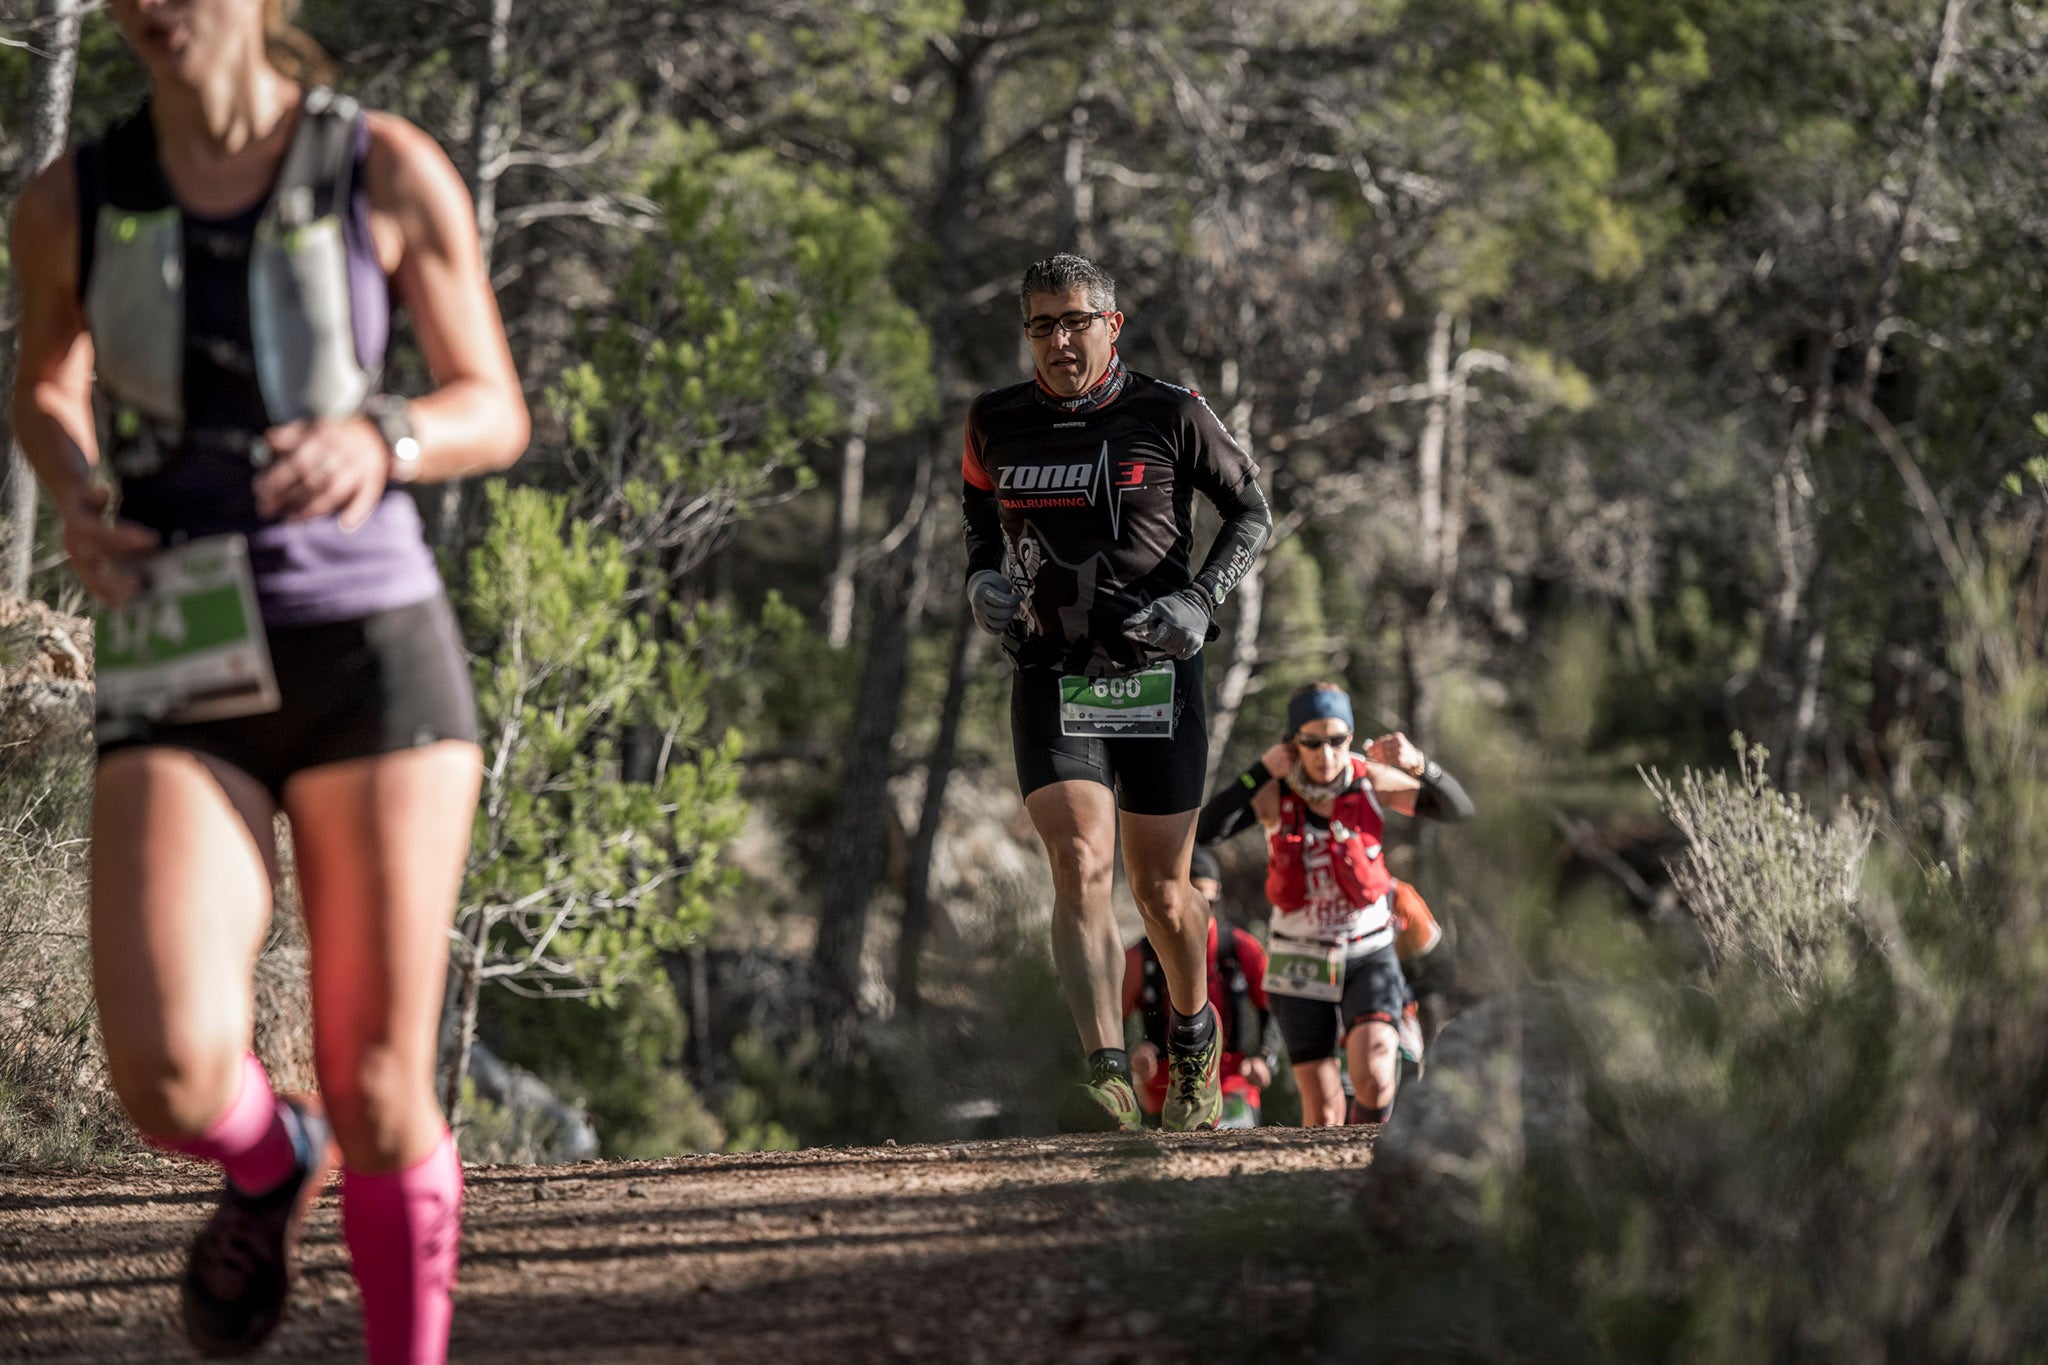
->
[4, 0, 2048, 1357]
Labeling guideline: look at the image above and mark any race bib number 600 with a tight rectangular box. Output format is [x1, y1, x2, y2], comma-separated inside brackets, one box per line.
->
[1058, 663, 1175, 738]
[92, 534, 279, 736]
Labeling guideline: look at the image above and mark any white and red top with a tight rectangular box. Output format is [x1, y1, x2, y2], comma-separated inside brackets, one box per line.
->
[1265, 755, 1395, 955]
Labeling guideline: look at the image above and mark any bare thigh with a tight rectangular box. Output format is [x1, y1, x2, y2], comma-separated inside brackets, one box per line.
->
[91, 748, 277, 1136]
[1025, 780, 1119, 907]
[286, 740, 480, 1171]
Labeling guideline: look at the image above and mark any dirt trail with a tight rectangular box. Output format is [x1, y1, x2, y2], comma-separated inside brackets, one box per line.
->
[1, 1127, 1377, 1364]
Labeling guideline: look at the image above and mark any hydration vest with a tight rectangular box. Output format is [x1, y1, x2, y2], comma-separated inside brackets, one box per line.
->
[1136, 925, 1258, 1055]
[1265, 756, 1392, 914]
[77, 88, 378, 477]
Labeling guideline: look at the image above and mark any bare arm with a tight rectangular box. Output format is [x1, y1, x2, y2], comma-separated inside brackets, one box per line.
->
[1365, 734, 1473, 822]
[9, 156, 161, 603]
[370, 112, 529, 479]
[1365, 759, 1422, 817]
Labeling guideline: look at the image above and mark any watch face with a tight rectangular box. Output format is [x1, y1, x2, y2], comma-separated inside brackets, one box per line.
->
[394, 436, 421, 462]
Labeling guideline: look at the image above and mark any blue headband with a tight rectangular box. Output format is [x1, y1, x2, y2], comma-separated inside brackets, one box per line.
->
[1287, 688, 1354, 735]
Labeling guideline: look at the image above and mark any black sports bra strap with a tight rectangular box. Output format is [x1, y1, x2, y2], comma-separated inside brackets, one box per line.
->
[73, 140, 101, 304]
[270, 89, 360, 227]
[74, 102, 177, 304]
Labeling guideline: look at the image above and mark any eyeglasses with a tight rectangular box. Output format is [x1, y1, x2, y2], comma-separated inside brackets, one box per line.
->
[1023, 310, 1110, 339]
[1294, 732, 1353, 752]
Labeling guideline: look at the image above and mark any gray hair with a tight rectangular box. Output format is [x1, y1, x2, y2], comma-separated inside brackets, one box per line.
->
[1019, 254, 1117, 318]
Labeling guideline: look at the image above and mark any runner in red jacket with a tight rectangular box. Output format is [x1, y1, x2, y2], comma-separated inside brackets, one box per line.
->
[1198, 683, 1472, 1126]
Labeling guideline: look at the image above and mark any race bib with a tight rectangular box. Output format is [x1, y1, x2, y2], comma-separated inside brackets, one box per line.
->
[1263, 936, 1345, 1002]
[93, 534, 279, 736]
[1058, 663, 1175, 738]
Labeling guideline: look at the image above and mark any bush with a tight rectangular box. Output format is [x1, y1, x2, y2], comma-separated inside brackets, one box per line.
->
[0, 733, 132, 1169]
[1145, 509, 2048, 1363]
[1644, 736, 1876, 998]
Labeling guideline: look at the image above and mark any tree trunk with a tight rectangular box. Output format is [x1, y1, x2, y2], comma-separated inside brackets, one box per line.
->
[813, 481, 936, 1027]
[1443, 319, 1472, 590]
[1403, 312, 1457, 880]
[1056, 68, 1101, 255]
[1414, 311, 1454, 604]
[1756, 320, 1835, 781]
[2, 0, 83, 599]
[822, 399, 874, 648]
[432, 0, 518, 559]
[688, 944, 713, 1090]
[811, 15, 993, 1043]
[896, 601, 980, 1016]
[441, 914, 490, 1124]
[1780, 561, 1834, 792]
[1858, 0, 1972, 405]
[1205, 555, 1265, 787]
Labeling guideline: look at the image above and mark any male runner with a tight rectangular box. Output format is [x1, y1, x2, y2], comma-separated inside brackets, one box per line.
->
[961, 254, 1271, 1131]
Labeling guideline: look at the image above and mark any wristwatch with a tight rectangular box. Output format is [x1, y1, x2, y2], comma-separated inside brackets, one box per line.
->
[364, 394, 422, 483]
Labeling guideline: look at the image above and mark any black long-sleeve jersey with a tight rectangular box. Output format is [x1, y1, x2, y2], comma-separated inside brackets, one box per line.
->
[961, 369, 1270, 675]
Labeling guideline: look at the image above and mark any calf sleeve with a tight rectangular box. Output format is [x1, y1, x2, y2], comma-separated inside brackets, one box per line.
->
[342, 1131, 463, 1365]
[145, 1053, 301, 1196]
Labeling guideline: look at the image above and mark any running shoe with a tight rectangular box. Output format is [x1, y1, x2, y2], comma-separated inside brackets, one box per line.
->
[1396, 1001, 1426, 1071]
[1161, 1008, 1223, 1132]
[1063, 1067, 1143, 1133]
[181, 1099, 336, 1358]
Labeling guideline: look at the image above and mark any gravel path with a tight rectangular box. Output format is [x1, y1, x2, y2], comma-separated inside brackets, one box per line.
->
[1, 1127, 1378, 1363]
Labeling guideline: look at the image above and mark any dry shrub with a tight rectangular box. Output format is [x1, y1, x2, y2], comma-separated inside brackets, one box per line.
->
[256, 825, 317, 1095]
[1644, 736, 1877, 997]
[0, 595, 315, 1162]
[0, 733, 131, 1168]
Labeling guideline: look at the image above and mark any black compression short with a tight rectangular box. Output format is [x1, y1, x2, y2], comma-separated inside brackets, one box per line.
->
[1268, 944, 1411, 1065]
[96, 593, 478, 801]
[1010, 652, 1208, 815]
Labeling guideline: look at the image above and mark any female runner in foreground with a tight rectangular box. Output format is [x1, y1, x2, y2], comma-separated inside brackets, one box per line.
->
[10, 0, 527, 1357]
[1197, 683, 1472, 1125]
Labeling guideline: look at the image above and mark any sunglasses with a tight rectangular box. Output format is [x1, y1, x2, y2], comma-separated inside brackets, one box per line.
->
[1293, 732, 1353, 751]
[1023, 310, 1111, 339]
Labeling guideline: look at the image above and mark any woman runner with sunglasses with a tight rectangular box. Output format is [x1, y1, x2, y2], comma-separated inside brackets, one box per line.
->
[1197, 683, 1472, 1126]
[10, 0, 527, 1358]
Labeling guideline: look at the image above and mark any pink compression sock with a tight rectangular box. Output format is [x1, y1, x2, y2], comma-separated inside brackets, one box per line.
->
[342, 1131, 463, 1365]
[145, 1053, 302, 1195]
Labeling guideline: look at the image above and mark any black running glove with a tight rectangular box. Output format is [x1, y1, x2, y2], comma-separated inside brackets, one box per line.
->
[1121, 588, 1212, 660]
[967, 569, 1022, 635]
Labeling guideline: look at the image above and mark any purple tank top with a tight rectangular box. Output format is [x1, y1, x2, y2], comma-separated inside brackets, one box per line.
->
[102, 113, 442, 627]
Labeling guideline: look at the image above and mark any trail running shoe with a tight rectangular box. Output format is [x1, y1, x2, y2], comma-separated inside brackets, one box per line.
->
[1396, 1002, 1427, 1074]
[1161, 1008, 1223, 1132]
[181, 1099, 336, 1358]
[1064, 1067, 1143, 1133]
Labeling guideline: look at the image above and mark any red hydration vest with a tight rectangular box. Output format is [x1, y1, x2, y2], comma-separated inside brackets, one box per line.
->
[1265, 756, 1392, 912]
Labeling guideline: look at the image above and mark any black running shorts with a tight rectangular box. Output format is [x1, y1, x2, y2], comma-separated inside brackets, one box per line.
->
[1010, 653, 1208, 816]
[97, 593, 478, 801]
[1268, 944, 1411, 1065]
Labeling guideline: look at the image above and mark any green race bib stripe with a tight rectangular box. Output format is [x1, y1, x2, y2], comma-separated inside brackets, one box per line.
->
[1058, 668, 1174, 711]
[1057, 662, 1177, 738]
[95, 584, 254, 670]
[91, 534, 281, 729]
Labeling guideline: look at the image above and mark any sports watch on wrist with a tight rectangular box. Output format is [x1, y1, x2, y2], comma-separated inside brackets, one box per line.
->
[365, 394, 422, 483]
